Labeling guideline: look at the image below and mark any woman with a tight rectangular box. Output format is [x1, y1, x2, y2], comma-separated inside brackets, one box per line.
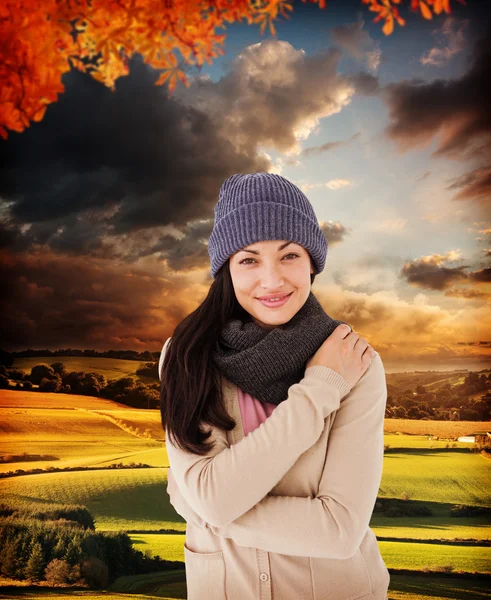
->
[159, 172, 390, 600]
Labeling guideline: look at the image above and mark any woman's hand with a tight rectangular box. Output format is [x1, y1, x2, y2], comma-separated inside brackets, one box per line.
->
[306, 324, 376, 390]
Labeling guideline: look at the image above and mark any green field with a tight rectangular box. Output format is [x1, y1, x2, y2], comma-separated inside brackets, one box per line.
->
[380, 449, 490, 506]
[128, 532, 491, 574]
[1, 358, 490, 599]
[0, 468, 177, 532]
[130, 533, 187, 563]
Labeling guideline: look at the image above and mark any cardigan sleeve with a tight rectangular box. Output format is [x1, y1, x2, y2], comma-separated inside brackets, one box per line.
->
[205, 352, 388, 559]
[166, 465, 209, 529]
[160, 338, 352, 528]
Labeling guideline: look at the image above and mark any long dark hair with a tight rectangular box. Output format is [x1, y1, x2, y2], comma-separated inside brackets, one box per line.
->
[160, 257, 317, 456]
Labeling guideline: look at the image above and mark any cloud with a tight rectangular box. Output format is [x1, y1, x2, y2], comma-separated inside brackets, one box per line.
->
[160, 219, 214, 275]
[319, 221, 351, 246]
[0, 39, 357, 264]
[376, 218, 408, 231]
[382, 24, 491, 162]
[1, 25, 488, 364]
[400, 250, 491, 291]
[420, 16, 468, 67]
[446, 165, 491, 204]
[2, 245, 489, 368]
[0, 248, 207, 351]
[417, 171, 431, 182]
[445, 287, 491, 300]
[349, 71, 380, 96]
[312, 284, 491, 368]
[331, 18, 381, 71]
[0, 58, 262, 260]
[299, 179, 355, 193]
[382, 24, 491, 220]
[176, 39, 355, 153]
[301, 132, 360, 158]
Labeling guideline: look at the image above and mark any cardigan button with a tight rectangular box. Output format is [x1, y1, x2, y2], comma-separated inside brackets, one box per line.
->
[260, 573, 269, 582]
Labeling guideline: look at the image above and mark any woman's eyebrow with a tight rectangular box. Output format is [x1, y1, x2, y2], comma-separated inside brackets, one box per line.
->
[239, 241, 295, 255]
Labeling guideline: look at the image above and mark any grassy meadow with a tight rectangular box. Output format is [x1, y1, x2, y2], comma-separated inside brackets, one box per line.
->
[1, 355, 490, 599]
[0, 389, 167, 474]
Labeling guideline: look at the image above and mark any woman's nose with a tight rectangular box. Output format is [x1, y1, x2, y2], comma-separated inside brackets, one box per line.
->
[259, 265, 284, 288]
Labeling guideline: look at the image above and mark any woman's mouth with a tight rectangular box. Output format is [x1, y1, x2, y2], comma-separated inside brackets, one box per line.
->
[257, 292, 293, 308]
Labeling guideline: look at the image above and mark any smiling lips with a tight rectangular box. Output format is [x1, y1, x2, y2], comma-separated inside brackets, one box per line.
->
[257, 291, 293, 307]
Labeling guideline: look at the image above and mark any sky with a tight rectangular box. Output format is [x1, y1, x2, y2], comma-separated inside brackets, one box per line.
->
[1, 0, 490, 373]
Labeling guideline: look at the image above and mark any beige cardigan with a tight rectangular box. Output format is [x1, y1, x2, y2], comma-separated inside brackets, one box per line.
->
[159, 337, 390, 600]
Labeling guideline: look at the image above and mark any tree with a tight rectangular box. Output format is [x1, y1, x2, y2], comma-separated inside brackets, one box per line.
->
[39, 375, 63, 392]
[29, 364, 56, 385]
[80, 556, 109, 589]
[25, 542, 45, 582]
[6, 368, 26, 381]
[0, 0, 466, 139]
[78, 372, 107, 396]
[0, 535, 22, 579]
[51, 361, 68, 376]
[45, 558, 71, 584]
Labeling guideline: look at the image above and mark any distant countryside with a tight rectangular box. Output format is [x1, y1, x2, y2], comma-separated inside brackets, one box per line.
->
[0, 351, 490, 600]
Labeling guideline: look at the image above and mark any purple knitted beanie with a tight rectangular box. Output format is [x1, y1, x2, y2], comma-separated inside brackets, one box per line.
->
[207, 172, 328, 279]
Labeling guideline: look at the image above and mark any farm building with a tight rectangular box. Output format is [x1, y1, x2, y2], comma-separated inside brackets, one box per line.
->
[457, 431, 491, 443]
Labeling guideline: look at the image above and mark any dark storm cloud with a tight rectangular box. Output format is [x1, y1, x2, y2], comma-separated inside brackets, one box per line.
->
[0, 221, 30, 252]
[0, 39, 356, 266]
[446, 166, 491, 204]
[158, 220, 214, 275]
[468, 267, 491, 283]
[0, 249, 191, 351]
[378, 22, 491, 219]
[400, 253, 491, 291]
[382, 24, 491, 162]
[0, 56, 267, 257]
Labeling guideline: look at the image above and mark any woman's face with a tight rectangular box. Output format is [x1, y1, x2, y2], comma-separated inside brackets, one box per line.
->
[228, 240, 315, 330]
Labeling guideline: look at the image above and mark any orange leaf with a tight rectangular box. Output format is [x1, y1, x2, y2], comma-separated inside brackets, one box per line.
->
[0, 0, 469, 138]
[383, 14, 394, 35]
[420, 1, 433, 19]
[155, 70, 172, 86]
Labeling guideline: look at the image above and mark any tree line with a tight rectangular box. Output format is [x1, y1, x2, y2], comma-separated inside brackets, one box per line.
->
[385, 372, 491, 422]
[0, 361, 160, 409]
[0, 501, 181, 588]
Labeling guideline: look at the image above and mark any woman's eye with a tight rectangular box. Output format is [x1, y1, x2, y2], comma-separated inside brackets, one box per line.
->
[239, 253, 299, 265]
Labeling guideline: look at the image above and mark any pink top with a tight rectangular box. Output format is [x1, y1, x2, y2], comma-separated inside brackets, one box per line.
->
[237, 387, 278, 436]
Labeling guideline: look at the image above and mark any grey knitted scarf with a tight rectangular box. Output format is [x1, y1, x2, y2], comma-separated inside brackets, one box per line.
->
[212, 291, 350, 406]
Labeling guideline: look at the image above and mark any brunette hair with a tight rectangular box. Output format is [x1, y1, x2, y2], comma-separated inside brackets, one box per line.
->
[160, 257, 317, 456]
